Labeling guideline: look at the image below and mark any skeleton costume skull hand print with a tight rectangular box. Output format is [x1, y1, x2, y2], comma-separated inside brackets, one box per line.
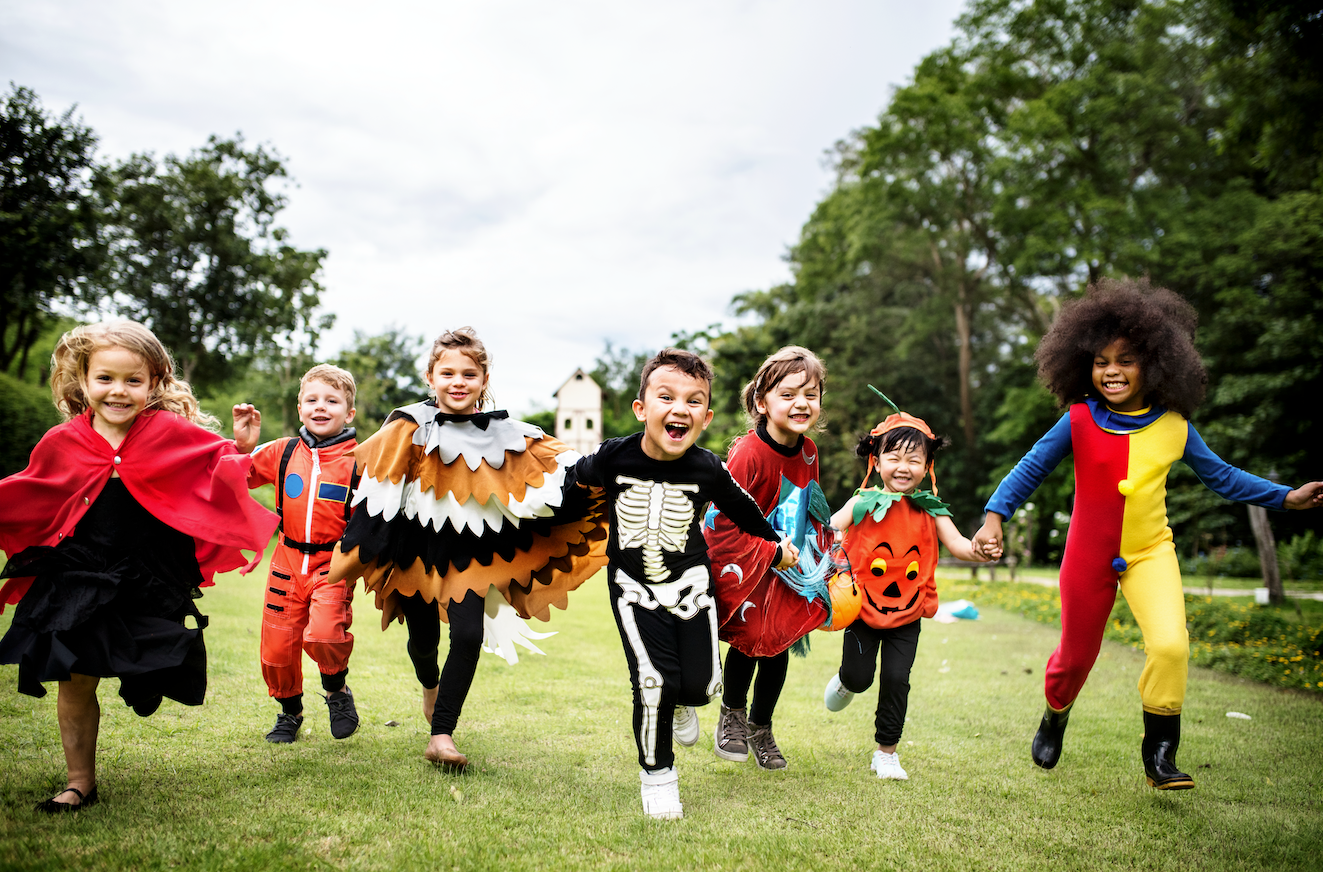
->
[571, 433, 781, 771]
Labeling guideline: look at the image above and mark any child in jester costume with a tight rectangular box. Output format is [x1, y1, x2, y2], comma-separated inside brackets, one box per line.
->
[825, 389, 995, 780]
[971, 280, 1323, 790]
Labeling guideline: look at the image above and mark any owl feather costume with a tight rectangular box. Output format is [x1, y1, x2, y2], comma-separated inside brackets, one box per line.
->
[329, 404, 608, 658]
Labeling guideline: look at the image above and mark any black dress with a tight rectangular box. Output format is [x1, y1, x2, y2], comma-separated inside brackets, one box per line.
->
[0, 478, 209, 708]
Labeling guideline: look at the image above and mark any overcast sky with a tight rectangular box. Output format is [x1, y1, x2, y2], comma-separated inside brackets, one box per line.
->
[3, 0, 967, 416]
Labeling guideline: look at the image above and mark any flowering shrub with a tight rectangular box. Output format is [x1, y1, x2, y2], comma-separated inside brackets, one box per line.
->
[948, 581, 1323, 693]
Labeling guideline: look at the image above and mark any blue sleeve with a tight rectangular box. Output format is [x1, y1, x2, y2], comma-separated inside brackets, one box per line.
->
[1181, 424, 1289, 510]
[984, 414, 1073, 518]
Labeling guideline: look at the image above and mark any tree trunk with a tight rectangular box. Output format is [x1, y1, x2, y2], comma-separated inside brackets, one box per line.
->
[1247, 504, 1283, 605]
[953, 293, 977, 452]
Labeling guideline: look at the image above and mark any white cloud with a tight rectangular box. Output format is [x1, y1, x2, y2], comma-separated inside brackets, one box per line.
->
[2, 0, 967, 414]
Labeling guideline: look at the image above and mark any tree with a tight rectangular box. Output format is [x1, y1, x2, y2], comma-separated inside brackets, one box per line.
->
[334, 326, 427, 438]
[0, 84, 101, 378]
[97, 135, 326, 392]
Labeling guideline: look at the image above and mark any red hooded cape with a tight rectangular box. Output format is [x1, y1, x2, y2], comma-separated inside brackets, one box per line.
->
[0, 410, 279, 611]
[705, 430, 830, 657]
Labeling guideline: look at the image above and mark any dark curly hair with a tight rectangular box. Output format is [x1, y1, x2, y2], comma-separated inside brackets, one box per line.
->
[1035, 278, 1207, 418]
[855, 426, 950, 467]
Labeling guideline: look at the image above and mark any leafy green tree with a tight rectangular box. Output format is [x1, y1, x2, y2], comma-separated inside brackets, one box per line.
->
[1, 84, 101, 378]
[589, 341, 649, 440]
[334, 326, 427, 437]
[97, 135, 326, 392]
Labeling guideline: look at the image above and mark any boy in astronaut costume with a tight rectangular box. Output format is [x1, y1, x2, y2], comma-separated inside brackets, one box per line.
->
[570, 348, 798, 820]
[234, 364, 361, 743]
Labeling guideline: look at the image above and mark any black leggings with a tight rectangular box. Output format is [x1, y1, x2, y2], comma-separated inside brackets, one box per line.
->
[838, 618, 921, 747]
[721, 648, 788, 726]
[397, 589, 485, 736]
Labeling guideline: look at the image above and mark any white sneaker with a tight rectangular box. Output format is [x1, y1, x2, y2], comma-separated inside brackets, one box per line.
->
[870, 750, 909, 780]
[673, 705, 700, 747]
[824, 674, 855, 712]
[639, 767, 683, 819]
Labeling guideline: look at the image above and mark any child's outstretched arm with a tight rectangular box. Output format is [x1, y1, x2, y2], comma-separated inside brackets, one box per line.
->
[972, 512, 1004, 560]
[830, 495, 860, 536]
[1285, 481, 1323, 510]
[232, 403, 262, 454]
[941, 515, 996, 562]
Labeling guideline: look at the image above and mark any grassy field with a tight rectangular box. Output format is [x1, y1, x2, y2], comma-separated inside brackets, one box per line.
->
[2, 561, 1321, 871]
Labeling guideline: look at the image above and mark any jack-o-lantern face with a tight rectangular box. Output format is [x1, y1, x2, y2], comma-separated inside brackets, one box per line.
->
[842, 496, 938, 628]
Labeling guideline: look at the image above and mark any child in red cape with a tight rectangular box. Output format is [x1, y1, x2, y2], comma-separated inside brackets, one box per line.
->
[0, 321, 277, 812]
[703, 346, 834, 771]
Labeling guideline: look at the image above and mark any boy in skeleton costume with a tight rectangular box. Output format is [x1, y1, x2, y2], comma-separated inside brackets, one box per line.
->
[570, 349, 798, 820]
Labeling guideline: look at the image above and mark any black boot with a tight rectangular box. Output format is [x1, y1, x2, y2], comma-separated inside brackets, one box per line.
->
[1142, 711, 1195, 790]
[1031, 703, 1072, 769]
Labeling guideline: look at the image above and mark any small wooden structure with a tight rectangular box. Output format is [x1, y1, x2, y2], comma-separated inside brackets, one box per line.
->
[553, 368, 603, 455]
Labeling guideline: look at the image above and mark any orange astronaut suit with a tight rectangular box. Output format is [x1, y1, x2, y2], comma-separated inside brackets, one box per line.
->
[248, 429, 358, 700]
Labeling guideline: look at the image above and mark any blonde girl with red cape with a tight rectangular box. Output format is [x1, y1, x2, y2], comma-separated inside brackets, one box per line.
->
[0, 321, 277, 812]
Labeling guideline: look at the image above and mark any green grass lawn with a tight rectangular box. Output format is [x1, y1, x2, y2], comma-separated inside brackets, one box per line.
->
[2, 562, 1321, 871]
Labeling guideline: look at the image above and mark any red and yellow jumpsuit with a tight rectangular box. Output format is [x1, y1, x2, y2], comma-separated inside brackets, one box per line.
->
[248, 429, 358, 700]
[986, 398, 1288, 714]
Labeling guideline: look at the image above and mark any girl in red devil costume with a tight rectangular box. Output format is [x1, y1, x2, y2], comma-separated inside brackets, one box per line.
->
[703, 346, 834, 771]
[825, 396, 995, 780]
[972, 280, 1323, 789]
[0, 321, 278, 812]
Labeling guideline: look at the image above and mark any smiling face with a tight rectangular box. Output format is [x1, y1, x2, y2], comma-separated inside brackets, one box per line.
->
[84, 346, 155, 444]
[298, 378, 356, 439]
[1092, 337, 1146, 412]
[426, 348, 489, 415]
[875, 441, 930, 495]
[632, 365, 714, 461]
[756, 371, 821, 447]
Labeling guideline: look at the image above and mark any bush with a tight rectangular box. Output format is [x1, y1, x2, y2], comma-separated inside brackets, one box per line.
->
[1179, 545, 1262, 579]
[0, 372, 59, 477]
[948, 580, 1323, 692]
[1280, 532, 1323, 582]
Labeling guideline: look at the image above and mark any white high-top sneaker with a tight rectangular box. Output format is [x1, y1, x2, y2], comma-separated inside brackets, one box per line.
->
[672, 705, 700, 746]
[824, 674, 855, 712]
[639, 766, 683, 819]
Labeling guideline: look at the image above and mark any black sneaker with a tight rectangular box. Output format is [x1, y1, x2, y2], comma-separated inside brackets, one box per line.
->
[325, 687, 360, 739]
[265, 712, 303, 743]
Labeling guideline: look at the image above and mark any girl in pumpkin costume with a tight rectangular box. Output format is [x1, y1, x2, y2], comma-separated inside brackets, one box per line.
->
[825, 399, 994, 780]
[971, 280, 1323, 790]
[703, 346, 835, 771]
[329, 327, 608, 770]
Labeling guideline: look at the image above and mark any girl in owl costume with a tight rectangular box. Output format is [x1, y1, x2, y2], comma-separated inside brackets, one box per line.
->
[330, 328, 607, 770]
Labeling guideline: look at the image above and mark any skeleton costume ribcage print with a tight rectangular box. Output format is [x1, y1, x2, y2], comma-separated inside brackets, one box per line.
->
[571, 433, 781, 770]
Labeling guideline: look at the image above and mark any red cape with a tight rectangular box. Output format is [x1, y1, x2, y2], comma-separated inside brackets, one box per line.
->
[705, 430, 830, 657]
[0, 410, 279, 611]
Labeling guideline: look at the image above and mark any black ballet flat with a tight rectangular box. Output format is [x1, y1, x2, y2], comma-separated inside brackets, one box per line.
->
[35, 785, 98, 813]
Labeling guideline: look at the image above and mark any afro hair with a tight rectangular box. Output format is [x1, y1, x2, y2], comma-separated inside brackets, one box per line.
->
[1035, 278, 1207, 418]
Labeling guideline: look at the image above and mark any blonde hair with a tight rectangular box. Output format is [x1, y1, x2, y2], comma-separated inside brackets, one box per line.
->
[300, 363, 357, 408]
[741, 345, 827, 430]
[49, 321, 219, 431]
[425, 327, 494, 411]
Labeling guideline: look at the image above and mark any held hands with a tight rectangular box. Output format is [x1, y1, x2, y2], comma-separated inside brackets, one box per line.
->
[232, 403, 262, 454]
[774, 538, 800, 570]
[1285, 481, 1323, 511]
[971, 513, 1004, 561]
